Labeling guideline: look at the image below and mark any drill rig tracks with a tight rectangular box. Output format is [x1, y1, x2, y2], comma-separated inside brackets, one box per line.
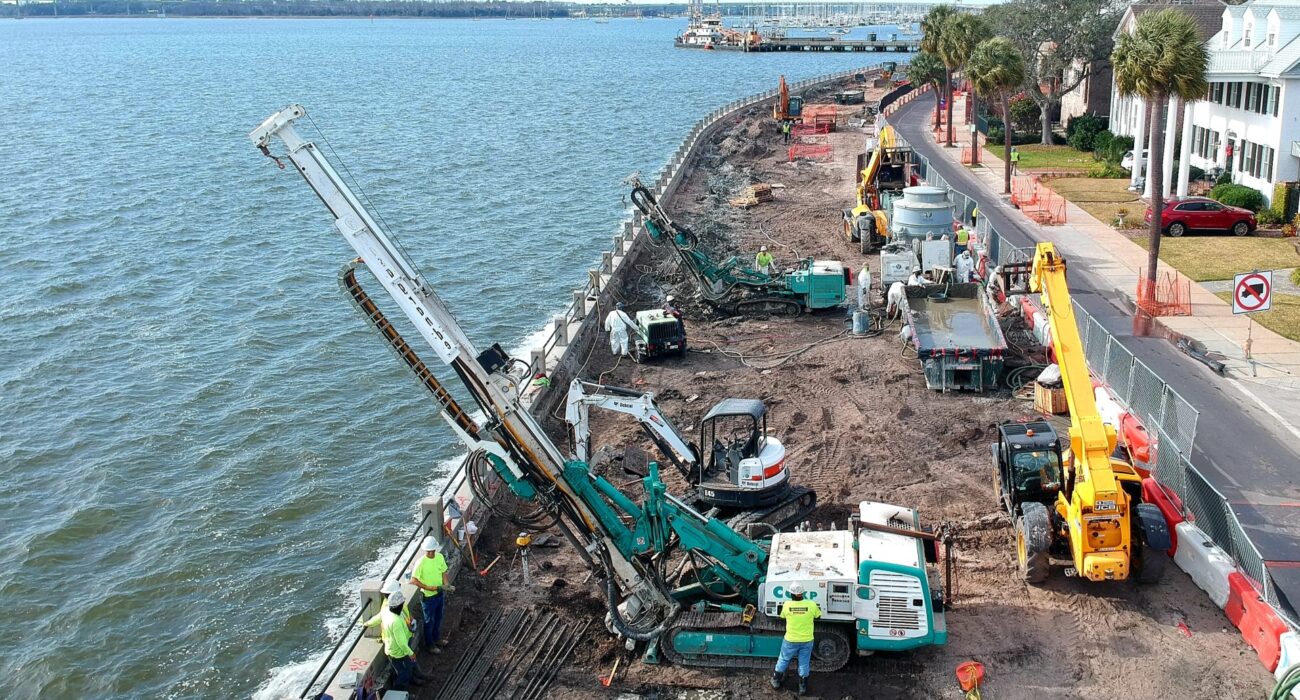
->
[660, 609, 852, 671]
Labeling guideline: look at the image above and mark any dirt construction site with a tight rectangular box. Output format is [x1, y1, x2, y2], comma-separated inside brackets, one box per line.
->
[416, 80, 1276, 700]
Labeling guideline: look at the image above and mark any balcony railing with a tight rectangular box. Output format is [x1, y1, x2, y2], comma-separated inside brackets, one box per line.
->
[1209, 45, 1273, 74]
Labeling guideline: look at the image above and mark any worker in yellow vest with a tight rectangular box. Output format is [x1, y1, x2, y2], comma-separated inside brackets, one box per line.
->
[955, 226, 970, 257]
[380, 579, 413, 628]
[410, 535, 454, 653]
[755, 246, 775, 275]
[769, 582, 822, 695]
[363, 591, 429, 690]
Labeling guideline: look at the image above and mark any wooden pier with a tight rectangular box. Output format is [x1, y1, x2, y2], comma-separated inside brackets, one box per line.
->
[678, 37, 919, 52]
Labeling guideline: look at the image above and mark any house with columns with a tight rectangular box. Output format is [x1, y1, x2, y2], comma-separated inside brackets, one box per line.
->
[1109, 0, 1227, 200]
[1112, 0, 1300, 206]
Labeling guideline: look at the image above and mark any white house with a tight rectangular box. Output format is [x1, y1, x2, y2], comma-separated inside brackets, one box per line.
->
[1110, 1, 1226, 199]
[1184, 2, 1300, 204]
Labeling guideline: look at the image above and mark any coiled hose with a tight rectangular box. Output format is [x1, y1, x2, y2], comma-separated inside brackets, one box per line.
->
[1004, 364, 1048, 392]
[600, 551, 679, 642]
[1272, 664, 1300, 700]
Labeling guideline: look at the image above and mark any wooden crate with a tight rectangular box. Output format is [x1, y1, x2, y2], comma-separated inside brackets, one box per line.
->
[1033, 382, 1068, 415]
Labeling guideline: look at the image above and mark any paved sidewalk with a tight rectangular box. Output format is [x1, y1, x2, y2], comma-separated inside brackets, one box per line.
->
[933, 113, 1300, 425]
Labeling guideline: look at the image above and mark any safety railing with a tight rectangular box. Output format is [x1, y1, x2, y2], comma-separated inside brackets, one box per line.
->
[899, 123, 1296, 627]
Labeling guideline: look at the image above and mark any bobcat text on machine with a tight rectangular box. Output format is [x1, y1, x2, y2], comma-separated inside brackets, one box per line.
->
[249, 104, 948, 673]
[565, 380, 816, 531]
[629, 178, 848, 316]
[993, 242, 1170, 584]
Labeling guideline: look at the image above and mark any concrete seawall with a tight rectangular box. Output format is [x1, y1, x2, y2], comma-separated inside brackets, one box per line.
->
[304, 64, 888, 700]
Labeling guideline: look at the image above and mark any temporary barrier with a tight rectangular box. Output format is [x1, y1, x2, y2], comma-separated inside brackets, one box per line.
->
[788, 144, 833, 162]
[792, 123, 831, 136]
[1173, 522, 1237, 608]
[959, 147, 974, 165]
[1136, 270, 1192, 317]
[1226, 572, 1289, 671]
[1141, 478, 1183, 553]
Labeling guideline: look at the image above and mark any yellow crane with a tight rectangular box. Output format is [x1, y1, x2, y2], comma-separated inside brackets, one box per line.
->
[842, 125, 906, 253]
[993, 242, 1170, 583]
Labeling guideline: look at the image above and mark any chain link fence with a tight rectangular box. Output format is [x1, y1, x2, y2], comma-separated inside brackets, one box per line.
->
[900, 134, 1297, 627]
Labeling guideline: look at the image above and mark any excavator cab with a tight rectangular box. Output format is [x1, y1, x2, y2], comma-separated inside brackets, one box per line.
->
[697, 399, 789, 509]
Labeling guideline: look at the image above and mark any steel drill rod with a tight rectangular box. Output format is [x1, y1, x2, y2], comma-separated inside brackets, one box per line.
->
[454, 609, 525, 700]
[523, 620, 592, 700]
[511, 618, 568, 700]
[519, 620, 583, 700]
[446, 609, 516, 697]
[472, 610, 533, 700]
[482, 610, 552, 699]
[436, 610, 500, 696]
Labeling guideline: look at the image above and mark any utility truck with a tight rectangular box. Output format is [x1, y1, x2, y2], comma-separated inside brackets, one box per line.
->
[249, 104, 948, 671]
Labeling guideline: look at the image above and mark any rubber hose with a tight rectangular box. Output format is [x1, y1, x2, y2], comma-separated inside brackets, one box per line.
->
[1271, 664, 1300, 700]
[602, 561, 678, 642]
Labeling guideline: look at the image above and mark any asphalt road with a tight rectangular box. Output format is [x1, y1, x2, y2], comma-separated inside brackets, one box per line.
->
[893, 95, 1300, 613]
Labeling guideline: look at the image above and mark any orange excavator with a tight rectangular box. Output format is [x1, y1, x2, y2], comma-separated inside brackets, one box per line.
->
[773, 76, 803, 121]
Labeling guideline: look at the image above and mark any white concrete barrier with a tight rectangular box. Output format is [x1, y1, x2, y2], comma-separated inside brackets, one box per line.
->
[1172, 521, 1237, 608]
[1276, 631, 1300, 698]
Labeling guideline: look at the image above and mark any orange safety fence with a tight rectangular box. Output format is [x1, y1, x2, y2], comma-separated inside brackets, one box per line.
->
[1137, 271, 1192, 317]
[800, 105, 837, 130]
[788, 144, 834, 162]
[1009, 175, 1067, 225]
[792, 123, 831, 136]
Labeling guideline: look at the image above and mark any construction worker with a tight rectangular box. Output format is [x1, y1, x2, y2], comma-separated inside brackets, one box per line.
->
[363, 591, 428, 690]
[769, 582, 821, 694]
[755, 246, 775, 275]
[663, 295, 686, 339]
[971, 205, 980, 229]
[380, 579, 414, 628]
[886, 281, 907, 318]
[782, 120, 792, 144]
[954, 225, 970, 257]
[907, 266, 924, 286]
[1010, 147, 1020, 175]
[955, 249, 974, 284]
[856, 263, 871, 310]
[410, 535, 453, 654]
[603, 302, 636, 357]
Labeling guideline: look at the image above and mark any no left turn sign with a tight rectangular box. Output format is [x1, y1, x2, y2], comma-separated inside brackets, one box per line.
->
[1233, 271, 1273, 314]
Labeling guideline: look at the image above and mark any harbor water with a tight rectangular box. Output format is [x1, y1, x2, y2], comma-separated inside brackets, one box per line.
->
[0, 17, 904, 698]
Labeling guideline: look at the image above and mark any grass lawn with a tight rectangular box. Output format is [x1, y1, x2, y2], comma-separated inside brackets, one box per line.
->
[1214, 292, 1300, 341]
[1129, 234, 1299, 282]
[983, 144, 1096, 170]
[1044, 177, 1140, 229]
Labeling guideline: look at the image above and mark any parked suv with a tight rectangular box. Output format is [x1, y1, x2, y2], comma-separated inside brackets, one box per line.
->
[1143, 196, 1257, 237]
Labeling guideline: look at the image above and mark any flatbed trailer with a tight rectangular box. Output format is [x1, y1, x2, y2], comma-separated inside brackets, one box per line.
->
[903, 283, 1006, 392]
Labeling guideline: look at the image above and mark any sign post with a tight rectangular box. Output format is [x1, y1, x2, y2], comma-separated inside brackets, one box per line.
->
[1232, 270, 1273, 361]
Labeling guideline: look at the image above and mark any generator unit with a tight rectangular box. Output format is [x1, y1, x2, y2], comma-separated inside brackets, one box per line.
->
[758, 501, 949, 654]
[784, 259, 850, 310]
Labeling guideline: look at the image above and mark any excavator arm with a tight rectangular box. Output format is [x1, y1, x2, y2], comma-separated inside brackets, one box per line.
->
[566, 379, 701, 480]
[1029, 242, 1132, 581]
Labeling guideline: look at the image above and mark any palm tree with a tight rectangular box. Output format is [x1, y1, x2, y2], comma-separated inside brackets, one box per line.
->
[1113, 9, 1208, 299]
[967, 37, 1026, 194]
[938, 13, 991, 157]
[909, 51, 947, 131]
[920, 5, 958, 143]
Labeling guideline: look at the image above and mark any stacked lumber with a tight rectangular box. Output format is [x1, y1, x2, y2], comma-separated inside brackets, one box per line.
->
[729, 183, 775, 208]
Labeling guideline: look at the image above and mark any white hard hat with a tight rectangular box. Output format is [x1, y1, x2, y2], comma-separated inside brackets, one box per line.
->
[666, 295, 675, 303]
[387, 591, 405, 607]
[912, 266, 921, 273]
[788, 582, 805, 596]
[422, 535, 439, 551]
[381, 580, 402, 596]
[760, 245, 768, 251]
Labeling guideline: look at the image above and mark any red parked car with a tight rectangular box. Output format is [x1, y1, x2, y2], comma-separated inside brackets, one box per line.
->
[1143, 196, 1257, 237]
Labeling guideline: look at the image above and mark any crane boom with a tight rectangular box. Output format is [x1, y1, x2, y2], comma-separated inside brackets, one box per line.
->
[1030, 242, 1131, 580]
[249, 104, 675, 619]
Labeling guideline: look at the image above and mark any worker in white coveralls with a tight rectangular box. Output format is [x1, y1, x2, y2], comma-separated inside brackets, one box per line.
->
[886, 281, 907, 319]
[604, 302, 636, 356]
[954, 249, 974, 284]
[856, 263, 871, 310]
[907, 266, 924, 286]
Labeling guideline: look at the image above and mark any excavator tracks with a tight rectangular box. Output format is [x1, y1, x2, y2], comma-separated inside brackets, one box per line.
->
[724, 485, 817, 534]
[660, 610, 852, 671]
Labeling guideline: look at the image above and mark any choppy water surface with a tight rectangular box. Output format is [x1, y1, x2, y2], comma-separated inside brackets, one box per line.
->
[0, 17, 898, 698]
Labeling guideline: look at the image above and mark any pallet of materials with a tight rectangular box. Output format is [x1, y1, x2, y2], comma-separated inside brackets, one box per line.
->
[800, 105, 838, 130]
[729, 183, 775, 208]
